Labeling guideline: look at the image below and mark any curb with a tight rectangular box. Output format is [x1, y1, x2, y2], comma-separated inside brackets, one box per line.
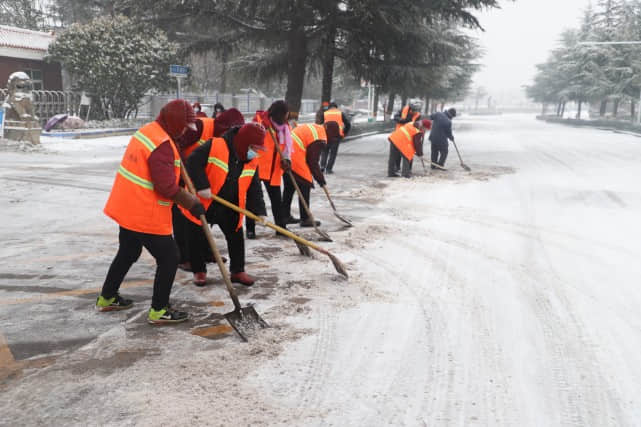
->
[43, 128, 138, 139]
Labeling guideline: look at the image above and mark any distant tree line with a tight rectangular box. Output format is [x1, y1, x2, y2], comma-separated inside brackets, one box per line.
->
[3, 0, 505, 119]
[527, 0, 641, 120]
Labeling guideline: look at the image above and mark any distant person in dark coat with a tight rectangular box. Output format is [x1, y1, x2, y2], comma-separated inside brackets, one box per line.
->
[213, 103, 226, 118]
[193, 102, 207, 118]
[429, 108, 456, 168]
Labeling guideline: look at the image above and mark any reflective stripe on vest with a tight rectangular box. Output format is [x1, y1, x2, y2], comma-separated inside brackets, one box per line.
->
[401, 105, 410, 120]
[208, 156, 229, 173]
[197, 117, 215, 145]
[181, 138, 257, 229]
[306, 123, 320, 141]
[292, 132, 305, 151]
[117, 165, 154, 190]
[133, 130, 158, 152]
[290, 124, 326, 184]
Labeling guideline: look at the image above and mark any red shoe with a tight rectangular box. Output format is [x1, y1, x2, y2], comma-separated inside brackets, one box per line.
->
[193, 272, 207, 287]
[230, 271, 255, 286]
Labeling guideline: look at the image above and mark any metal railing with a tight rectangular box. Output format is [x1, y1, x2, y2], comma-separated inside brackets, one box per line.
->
[1, 88, 321, 124]
[1, 89, 82, 125]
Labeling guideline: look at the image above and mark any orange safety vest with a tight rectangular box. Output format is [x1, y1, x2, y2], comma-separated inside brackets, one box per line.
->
[291, 123, 327, 184]
[183, 117, 215, 158]
[396, 105, 421, 130]
[324, 108, 345, 137]
[389, 122, 421, 162]
[254, 113, 288, 186]
[104, 121, 180, 235]
[180, 137, 258, 230]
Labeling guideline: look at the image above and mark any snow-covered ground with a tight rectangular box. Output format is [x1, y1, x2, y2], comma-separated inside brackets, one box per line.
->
[1, 114, 640, 426]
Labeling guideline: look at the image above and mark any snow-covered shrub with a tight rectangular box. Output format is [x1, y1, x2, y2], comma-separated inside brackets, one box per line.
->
[48, 16, 178, 120]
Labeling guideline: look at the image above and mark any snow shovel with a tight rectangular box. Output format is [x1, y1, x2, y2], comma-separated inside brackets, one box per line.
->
[419, 156, 428, 173]
[452, 139, 471, 171]
[430, 161, 448, 171]
[270, 129, 332, 242]
[179, 167, 268, 342]
[210, 193, 348, 279]
[321, 186, 353, 227]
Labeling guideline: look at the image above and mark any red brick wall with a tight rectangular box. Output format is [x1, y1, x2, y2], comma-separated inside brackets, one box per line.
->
[0, 56, 62, 90]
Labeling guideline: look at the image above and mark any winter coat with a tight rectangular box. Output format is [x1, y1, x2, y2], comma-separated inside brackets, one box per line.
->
[186, 129, 266, 221]
[428, 111, 454, 146]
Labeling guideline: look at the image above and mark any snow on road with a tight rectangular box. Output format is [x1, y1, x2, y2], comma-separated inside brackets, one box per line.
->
[1, 115, 640, 426]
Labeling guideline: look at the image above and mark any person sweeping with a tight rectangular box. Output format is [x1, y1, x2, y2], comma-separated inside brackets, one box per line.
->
[96, 100, 205, 325]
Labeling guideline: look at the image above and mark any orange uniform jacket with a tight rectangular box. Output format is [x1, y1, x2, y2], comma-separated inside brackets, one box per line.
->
[389, 122, 421, 162]
[180, 137, 258, 229]
[104, 121, 180, 235]
[324, 108, 345, 137]
[183, 117, 215, 158]
[254, 112, 288, 186]
[291, 123, 327, 184]
[396, 105, 421, 130]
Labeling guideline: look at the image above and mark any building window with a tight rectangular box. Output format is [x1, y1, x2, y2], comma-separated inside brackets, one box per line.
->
[26, 69, 43, 90]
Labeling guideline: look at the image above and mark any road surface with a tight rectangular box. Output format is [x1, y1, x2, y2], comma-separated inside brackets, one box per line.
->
[1, 114, 640, 426]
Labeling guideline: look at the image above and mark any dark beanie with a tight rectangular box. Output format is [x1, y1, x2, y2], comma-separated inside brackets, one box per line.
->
[214, 108, 245, 137]
[233, 122, 265, 161]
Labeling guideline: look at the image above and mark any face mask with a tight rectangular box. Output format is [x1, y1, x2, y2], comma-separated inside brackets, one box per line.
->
[247, 148, 258, 161]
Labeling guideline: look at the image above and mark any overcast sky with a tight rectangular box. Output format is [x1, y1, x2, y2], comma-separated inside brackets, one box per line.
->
[472, 0, 593, 97]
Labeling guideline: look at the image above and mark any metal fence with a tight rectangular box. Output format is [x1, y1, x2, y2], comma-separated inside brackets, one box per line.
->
[1, 88, 320, 124]
[1, 89, 82, 125]
[142, 93, 320, 119]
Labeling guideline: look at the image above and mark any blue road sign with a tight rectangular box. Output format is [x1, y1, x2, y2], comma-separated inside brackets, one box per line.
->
[169, 65, 189, 77]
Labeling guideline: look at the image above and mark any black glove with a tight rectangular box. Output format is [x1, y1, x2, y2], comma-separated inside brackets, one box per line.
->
[189, 201, 206, 218]
[280, 158, 291, 171]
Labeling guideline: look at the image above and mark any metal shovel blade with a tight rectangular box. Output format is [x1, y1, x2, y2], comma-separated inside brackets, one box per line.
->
[333, 211, 353, 227]
[295, 240, 313, 257]
[316, 227, 333, 242]
[224, 305, 269, 342]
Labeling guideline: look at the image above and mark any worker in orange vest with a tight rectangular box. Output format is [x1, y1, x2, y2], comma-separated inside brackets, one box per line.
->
[394, 103, 421, 130]
[318, 101, 351, 174]
[97, 100, 205, 325]
[281, 123, 329, 227]
[181, 120, 266, 287]
[250, 100, 293, 235]
[387, 119, 431, 178]
[173, 109, 244, 271]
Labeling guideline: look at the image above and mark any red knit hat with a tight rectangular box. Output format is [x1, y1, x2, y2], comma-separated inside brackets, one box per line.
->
[234, 122, 265, 161]
[156, 99, 197, 139]
[214, 108, 245, 137]
[421, 119, 432, 130]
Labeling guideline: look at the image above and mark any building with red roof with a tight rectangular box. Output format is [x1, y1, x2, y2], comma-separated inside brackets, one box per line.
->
[0, 25, 62, 90]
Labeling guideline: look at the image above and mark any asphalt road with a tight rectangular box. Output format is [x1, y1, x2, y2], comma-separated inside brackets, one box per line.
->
[1, 115, 640, 426]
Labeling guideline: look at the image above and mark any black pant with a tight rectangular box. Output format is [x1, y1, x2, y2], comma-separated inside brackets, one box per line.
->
[101, 226, 178, 310]
[172, 205, 189, 263]
[262, 179, 285, 226]
[431, 141, 448, 166]
[388, 142, 412, 177]
[186, 207, 245, 274]
[320, 139, 340, 172]
[282, 173, 311, 222]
